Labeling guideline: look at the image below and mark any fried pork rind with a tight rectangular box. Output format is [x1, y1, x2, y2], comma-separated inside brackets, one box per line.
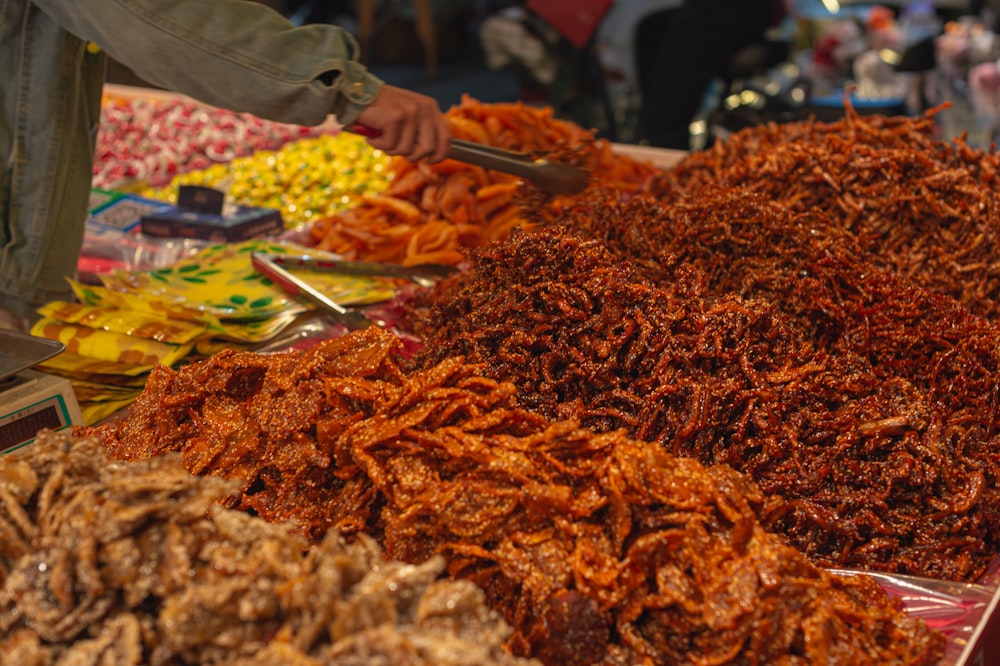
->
[0, 430, 537, 666]
[82, 327, 944, 665]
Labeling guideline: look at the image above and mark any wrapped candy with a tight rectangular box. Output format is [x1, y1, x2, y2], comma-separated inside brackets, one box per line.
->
[93, 96, 325, 189]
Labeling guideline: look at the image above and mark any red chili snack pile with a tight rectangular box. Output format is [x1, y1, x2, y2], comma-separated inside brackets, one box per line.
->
[408, 106, 1000, 584]
[410, 222, 1000, 583]
[650, 108, 1000, 320]
[80, 327, 944, 666]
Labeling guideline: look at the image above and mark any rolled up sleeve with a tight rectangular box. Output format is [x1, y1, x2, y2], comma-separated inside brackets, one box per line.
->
[32, 0, 383, 126]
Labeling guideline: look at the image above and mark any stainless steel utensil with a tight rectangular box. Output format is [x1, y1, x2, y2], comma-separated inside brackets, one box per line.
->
[251, 252, 373, 330]
[0, 330, 65, 382]
[251, 252, 459, 329]
[263, 254, 458, 288]
[347, 123, 590, 195]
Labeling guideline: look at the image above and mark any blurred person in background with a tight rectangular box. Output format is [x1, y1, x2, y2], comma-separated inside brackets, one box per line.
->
[479, 1, 562, 101]
[969, 0, 1000, 32]
[634, 0, 788, 150]
[593, 0, 681, 140]
[1, 0, 451, 323]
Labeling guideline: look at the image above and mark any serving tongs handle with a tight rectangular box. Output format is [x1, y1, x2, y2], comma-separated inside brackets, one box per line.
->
[266, 255, 457, 288]
[446, 139, 536, 176]
[345, 123, 589, 195]
[251, 252, 373, 330]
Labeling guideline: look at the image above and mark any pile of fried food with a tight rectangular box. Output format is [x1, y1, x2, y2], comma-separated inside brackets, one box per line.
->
[411, 223, 999, 583]
[0, 430, 539, 666]
[409, 108, 1000, 584]
[78, 327, 943, 665]
[10, 100, 1000, 664]
[650, 111, 1000, 319]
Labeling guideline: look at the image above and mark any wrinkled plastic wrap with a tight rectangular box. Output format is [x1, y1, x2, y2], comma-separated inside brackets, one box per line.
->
[79, 227, 210, 284]
[830, 567, 998, 664]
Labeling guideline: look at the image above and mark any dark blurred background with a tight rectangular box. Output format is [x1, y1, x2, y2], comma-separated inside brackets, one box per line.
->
[107, 1, 524, 115]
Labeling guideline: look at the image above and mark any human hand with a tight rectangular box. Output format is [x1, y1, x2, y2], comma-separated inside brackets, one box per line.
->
[353, 85, 451, 163]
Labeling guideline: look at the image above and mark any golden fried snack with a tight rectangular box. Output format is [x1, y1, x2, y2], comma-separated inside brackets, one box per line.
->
[82, 327, 944, 665]
[0, 430, 538, 666]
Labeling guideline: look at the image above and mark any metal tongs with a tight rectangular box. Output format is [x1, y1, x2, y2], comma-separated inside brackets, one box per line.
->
[251, 252, 457, 330]
[347, 123, 589, 195]
[444, 139, 589, 195]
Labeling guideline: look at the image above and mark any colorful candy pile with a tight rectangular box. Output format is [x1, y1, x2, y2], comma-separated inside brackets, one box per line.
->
[94, 96, 329, 188]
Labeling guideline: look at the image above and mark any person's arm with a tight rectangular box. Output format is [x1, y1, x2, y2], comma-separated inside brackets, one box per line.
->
[33, 0, 450, 161]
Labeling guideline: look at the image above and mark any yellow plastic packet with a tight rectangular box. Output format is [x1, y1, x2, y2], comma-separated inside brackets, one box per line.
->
[210, 309, 305, 344]
[62, 283, 304, 346]
[70, 380, 144, 405]
[39, 350, 154, 378]
[36, 300, 207, 344]
[70, 281, 228, 328]
[32, 319, 193, 367]
[97, 240, 395, 321]
[81, 397, 139, 426]
[41, 367, 148, 393]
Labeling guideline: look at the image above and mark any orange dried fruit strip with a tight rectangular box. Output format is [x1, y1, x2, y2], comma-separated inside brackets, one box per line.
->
[306, 97, 658, 267]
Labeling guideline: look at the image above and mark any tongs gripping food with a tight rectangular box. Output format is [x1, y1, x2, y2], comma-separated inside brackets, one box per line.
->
[445, 139, 589, 195]
[346, 124, 589, 195]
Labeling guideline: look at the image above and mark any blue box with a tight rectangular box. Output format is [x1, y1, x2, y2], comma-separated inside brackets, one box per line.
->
[139, 185, 283, 242]
[87, 189, 172, 233]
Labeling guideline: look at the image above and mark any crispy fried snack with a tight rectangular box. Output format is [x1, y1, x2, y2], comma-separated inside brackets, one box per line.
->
[82, 328, 944, 665]
[0, 430, 537, 666]
[411, 224, 1000, 583]
[650, 106, 1000, 320]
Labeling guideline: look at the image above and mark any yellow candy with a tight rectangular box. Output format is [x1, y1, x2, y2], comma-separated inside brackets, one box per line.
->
[143, 134, 392, 227]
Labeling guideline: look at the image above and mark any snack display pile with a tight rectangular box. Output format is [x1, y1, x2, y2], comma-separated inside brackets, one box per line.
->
[6, 89, 1000, 665]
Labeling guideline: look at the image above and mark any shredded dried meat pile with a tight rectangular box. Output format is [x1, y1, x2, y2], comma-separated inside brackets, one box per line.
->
[410, 224, 1000, 583]
[648, 108, 1000, 320]
[81, 328, 944, 665]
[0, 429, 536, 666]
[407, 107, 1000, 583]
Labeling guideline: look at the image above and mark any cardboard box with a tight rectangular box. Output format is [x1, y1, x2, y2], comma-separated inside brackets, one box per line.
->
[140, 206, 283, 242]
[140, 185, 283, 242]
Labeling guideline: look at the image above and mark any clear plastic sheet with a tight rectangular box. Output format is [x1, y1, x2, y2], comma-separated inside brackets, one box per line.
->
[830, 564, 1000, 665]
[78, 227, 210, 284]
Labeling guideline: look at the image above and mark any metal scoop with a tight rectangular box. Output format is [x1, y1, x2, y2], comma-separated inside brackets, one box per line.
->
[347, 123, 590, 195]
